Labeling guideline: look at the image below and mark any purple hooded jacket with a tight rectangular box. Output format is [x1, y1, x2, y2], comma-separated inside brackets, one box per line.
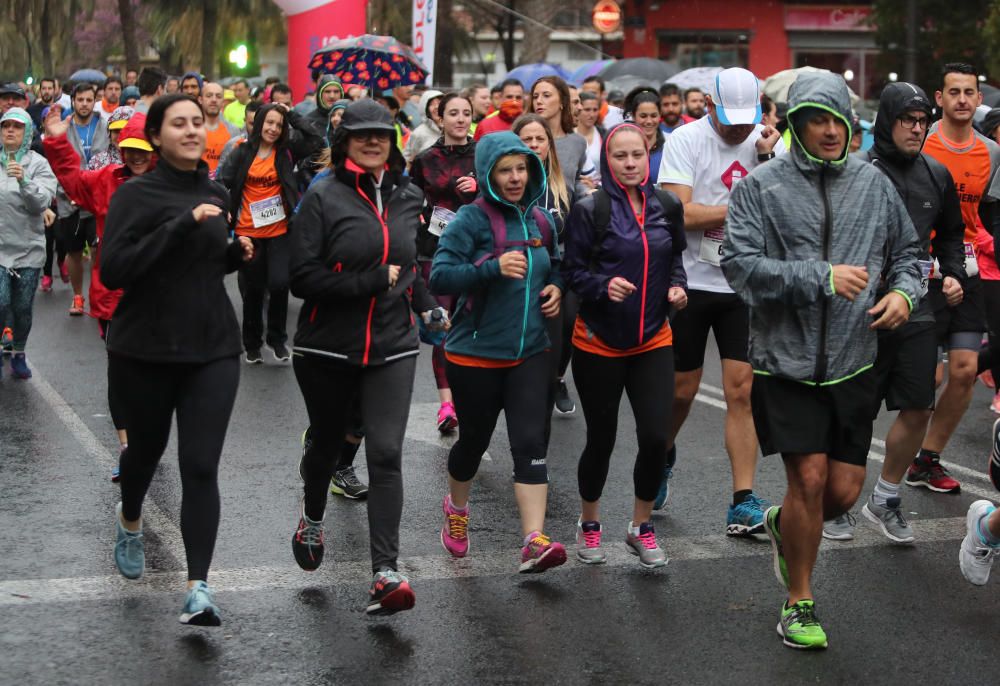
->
[561, 123, 687, 350]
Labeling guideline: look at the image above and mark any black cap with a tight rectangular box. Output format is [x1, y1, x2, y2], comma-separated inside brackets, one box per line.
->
[0, 83, 26, 98]
[340, 99, 395, 133]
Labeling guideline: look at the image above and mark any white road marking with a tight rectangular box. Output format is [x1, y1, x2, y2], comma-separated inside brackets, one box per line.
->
[0, 515, 967, 607]
[29, 372, 187, 563]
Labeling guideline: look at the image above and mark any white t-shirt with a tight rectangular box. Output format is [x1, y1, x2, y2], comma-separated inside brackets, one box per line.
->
[580, 128, 602, 184]
[658, 115, 786, 293]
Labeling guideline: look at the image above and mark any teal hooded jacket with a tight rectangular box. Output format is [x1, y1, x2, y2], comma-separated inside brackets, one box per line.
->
[430, 132, 563, 361]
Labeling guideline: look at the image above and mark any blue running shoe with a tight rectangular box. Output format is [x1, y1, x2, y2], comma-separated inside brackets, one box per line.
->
[727, 492, 769, 536]
[179, 580, 222, 626]
[653, 446, 677, 510]
[113, 502, 144, 579]
[110, 465, 121, 483]
[10, 353, 31, 379]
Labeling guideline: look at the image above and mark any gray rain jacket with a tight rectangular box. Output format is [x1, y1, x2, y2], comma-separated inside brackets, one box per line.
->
[721, 72, 921, 385]
[0, 108, 58, 269]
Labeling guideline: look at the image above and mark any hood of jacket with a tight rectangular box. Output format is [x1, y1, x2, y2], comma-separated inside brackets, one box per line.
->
[872, 82, 933, 166]
[787, 71, 854, 170]
[600, 122, 655, 204]
[0, 107, 34, 166]
[419, 89, 444, 120]
[314, 75, 344, 114]
[976, 107, 1000, 139]
[474, 131, 546, 213]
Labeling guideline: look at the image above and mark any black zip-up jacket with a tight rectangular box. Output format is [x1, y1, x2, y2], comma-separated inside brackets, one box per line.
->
[863, 82, 966, 323]
[218, 142, 300, 234]
[101, 159, 245, 363]
[290, 161, 435, 366]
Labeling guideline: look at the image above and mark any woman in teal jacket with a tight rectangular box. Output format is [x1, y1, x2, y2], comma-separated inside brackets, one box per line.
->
[430, 131, 567, 574]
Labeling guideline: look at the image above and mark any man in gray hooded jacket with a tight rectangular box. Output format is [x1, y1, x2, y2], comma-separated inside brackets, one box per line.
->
[722, 72, 921, 650]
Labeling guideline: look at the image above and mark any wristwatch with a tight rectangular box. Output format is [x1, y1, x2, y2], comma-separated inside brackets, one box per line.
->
[757, 152, 775, 162]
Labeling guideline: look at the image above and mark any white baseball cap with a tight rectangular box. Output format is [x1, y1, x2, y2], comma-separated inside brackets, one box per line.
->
[712, 68, 761, 126]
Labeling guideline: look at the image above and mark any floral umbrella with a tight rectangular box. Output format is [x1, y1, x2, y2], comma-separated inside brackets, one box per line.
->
[309, 34, 429, 90]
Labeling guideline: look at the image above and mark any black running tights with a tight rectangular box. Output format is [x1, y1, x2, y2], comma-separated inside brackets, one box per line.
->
[109, 354, 240, 581]
[573, 345, 675, 503]
[294, 353, 415, 573]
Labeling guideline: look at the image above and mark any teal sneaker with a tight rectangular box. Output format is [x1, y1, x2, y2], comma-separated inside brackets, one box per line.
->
[726, 492, 769, 536]
[113, 502, 144, 579]
[763, 506, 788, 590]
[653, 446, 677, 510]
[179, 580, 222, 626]
[777, 600, 828, 649]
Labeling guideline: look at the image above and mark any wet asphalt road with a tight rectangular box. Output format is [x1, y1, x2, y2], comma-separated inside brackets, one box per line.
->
[2, 274, 999, 685]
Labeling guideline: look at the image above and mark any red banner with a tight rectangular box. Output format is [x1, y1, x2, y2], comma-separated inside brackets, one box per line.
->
[279, 0, 367, 103]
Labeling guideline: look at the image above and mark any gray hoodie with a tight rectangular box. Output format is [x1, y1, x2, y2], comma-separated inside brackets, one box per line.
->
[721, 72, 921, 385]
[0, 108, 58, 269]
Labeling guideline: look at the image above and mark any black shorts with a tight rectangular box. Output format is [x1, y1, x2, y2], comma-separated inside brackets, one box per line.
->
[56, 211, 97, 253]
[751, 370, 876, 466]
[873, 321, 937, 414]
[929, 277, 985, 348]
[672, 290, 748, 372]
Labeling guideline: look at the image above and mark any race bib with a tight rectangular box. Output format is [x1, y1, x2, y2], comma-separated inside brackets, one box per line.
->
[918, 259, 933, 297]
[964, 242, 979, 277]
[429, 206, 456, 237]
[250, 195, 285, 229]
[698, 229, 724, 267]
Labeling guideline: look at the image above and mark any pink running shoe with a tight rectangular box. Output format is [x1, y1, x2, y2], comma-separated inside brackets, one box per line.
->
[440, 495, 469, 557]
[40, 275, 53, 292]
[519, 531, 567, 573]
[437, 401, 458, 434]
[982, 370, 997, 390]
[59, 261, 69, 283]
[992, 394, 1000, 415]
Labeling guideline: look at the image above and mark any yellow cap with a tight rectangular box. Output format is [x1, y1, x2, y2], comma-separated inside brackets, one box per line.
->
[118, 136, 153, 152]
[223, 89, 235, 100]
[108, 120, 129, 131]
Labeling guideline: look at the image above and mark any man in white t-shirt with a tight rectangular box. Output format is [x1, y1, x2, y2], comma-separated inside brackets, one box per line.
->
[657, 67, 784, 534]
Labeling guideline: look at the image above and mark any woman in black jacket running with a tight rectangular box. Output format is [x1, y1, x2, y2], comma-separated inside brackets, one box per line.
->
[101, 94, 254, 627]
[289, 99, 444, 616]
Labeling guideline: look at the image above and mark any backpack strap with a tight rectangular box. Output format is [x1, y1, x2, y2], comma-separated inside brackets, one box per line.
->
[472, 197, 552, 267]
[590, 189, 612, 272]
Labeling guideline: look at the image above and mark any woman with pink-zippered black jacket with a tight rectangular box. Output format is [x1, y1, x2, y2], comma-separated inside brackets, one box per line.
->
[288, 100, 441, 617]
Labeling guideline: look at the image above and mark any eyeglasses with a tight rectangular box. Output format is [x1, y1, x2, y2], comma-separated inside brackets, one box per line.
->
[350, 130, 392, 142]
[898, 114, 929, 130]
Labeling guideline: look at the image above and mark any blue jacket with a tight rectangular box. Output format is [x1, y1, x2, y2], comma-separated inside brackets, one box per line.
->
[562, 123, 687, 350]
[430, 132, 562, 361]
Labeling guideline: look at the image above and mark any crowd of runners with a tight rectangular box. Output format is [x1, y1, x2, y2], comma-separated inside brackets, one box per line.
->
[1, 59, 999, 649]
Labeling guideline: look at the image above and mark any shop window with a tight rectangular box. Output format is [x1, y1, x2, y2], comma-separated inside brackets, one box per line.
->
[794, 50, 880, 102]
[658, 31, 750, 69]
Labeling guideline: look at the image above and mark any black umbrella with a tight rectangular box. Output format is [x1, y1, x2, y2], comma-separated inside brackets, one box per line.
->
[600, 58, 681, 84]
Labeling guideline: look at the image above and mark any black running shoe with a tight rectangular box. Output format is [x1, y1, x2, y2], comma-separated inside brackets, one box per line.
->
[244, 348, 263, 365]
[366, 569, 415, 616]
[268, 343, 291, 362]
[292, 508, 324, 571]
[554, 379, 575, 415]
[331, 466, 369, 499]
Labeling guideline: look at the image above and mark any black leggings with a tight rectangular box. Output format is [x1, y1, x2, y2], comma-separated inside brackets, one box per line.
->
[446, 352, 551, 485]
[294, 353, 415, 572]
[42, 222, 66, 278]
[237, 233, 289, 350]
[573, 345, 675, 503]
[109, 354, 240, 581]
[558, 290, 580, 378]
[99, 320, 126, 432]
[978, 280, 1000, 383]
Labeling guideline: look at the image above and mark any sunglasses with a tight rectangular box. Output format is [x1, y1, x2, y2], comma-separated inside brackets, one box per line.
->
[349, 130, 392, 142]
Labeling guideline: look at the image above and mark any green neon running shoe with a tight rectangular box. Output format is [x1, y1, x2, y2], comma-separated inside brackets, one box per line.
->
[777, 600, 828, 649]
[763, 506, 788, 590]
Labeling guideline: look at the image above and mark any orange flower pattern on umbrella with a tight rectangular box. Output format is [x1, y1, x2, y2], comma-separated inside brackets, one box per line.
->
[308, 34, 428, 88]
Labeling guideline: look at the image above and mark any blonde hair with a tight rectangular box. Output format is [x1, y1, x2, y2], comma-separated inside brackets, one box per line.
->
[512, 113, 569, 213]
